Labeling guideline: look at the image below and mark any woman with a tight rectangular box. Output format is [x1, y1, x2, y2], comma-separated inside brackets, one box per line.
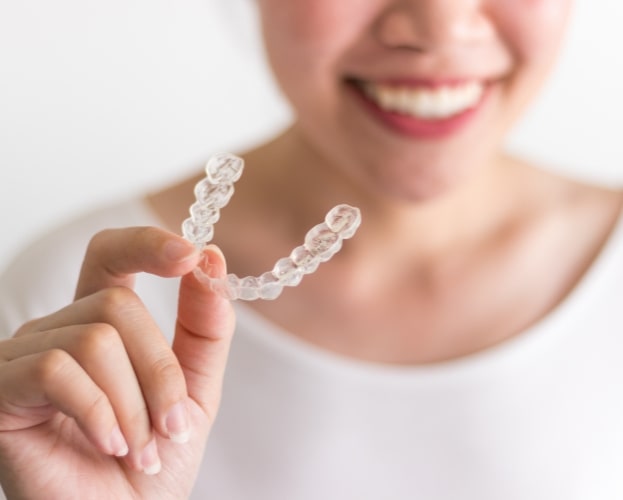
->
[1, 0, 622, 498]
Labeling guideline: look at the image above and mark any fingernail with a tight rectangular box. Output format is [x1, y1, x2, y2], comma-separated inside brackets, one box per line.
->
[204, 244, 225, 279]
[140, 439, 161, 475]
[109, 425, 129, 457]
[164, 240, 197, 262]
[165, 401, 190, 444]
[205, 244, 225, 260]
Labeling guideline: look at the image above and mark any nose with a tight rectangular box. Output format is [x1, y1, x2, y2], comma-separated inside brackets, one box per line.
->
[375, 0, 494, 52]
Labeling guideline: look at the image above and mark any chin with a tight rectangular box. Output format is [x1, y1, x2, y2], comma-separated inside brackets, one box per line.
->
[360, 153, 478, 204]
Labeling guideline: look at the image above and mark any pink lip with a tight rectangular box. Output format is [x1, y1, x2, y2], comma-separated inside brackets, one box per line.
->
[347, 80, 489, 140]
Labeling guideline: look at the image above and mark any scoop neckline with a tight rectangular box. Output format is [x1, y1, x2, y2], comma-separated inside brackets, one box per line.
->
[232, 209, 623, 385]
[136, 195, 623, 384]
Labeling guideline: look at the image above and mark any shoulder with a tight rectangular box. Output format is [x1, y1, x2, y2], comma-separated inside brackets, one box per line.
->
[506, 156, 622, 232]
[551, 172, 623, 250]
[0, 197, 159, 336]
[502, 157, 623, 313]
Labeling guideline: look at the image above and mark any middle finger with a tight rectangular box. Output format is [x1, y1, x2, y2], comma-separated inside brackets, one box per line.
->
[17, 287, 189, 462]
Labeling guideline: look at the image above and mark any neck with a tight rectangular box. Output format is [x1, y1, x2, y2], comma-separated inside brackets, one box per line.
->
[241, 126, 523, 262]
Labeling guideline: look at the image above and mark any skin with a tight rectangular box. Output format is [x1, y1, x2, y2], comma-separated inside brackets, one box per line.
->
[0, 0, 622, 497]
[150, 0, 621, 363]
[0, 232, 235, 498]
[226, 0, 621, 362]
[254, 0, 573, 200]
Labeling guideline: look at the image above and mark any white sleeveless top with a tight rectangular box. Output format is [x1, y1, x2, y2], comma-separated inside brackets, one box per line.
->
[1, 198, 623, 499]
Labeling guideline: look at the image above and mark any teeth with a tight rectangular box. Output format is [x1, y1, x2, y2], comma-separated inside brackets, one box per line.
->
[361, 81, 484, 119]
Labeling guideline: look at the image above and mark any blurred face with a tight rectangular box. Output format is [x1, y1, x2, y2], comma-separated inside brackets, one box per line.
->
[256, 0, 573, 200]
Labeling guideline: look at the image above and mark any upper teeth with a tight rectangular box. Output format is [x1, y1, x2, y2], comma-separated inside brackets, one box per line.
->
[361, 81, 484, 119]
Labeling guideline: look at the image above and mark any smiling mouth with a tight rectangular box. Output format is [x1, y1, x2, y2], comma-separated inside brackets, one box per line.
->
[351, 80, 485, 120]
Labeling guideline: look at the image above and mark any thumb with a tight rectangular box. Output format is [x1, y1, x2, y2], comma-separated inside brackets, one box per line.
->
[172, 245, 236, 414]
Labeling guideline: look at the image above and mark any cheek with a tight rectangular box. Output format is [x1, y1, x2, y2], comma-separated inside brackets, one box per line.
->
[257, 0, 374, 116]
[492, 0, 572, 63]
[257, 0, 374, 67]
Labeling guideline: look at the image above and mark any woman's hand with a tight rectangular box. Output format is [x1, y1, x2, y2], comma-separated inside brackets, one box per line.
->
[0, 227, 235, 499]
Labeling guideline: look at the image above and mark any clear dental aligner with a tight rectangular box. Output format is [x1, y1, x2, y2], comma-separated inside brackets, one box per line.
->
[182, 152, 362, 301]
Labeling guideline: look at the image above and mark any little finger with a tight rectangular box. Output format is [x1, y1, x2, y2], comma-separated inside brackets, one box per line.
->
[0, 350, 129, 458]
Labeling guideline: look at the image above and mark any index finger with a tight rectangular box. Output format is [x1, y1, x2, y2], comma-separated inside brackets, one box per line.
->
[75, 226, 200, 299]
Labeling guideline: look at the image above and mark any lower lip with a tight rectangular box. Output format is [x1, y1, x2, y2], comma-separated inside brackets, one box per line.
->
[348, 82, 488, 140]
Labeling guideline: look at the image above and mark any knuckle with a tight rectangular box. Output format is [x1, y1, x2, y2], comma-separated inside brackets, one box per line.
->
[95, 286, 142, 316]
[149, 354, 184, 387]
[79, 390, 111, 427]
[36, 349, 73, 384]
[86, 229, 114, 256]
[75, 323, 121, 357]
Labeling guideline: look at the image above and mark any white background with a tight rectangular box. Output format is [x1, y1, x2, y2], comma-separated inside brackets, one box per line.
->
[1, 0, 622, 269]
